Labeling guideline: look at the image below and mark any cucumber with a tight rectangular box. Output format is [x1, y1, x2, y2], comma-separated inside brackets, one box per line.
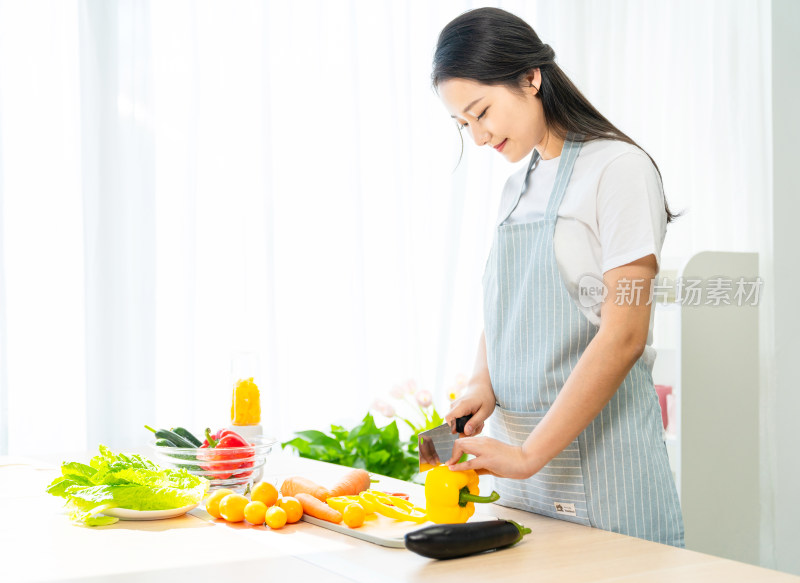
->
[171, 427, 202, 447]
[155, 429, 196, 449]
[144, 425, 202, 471]
[404, 520, 531, 560]
[144, 425, 196, 449]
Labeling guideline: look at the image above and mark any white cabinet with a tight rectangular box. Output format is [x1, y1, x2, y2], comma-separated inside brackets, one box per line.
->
[652, 251, 760, 564]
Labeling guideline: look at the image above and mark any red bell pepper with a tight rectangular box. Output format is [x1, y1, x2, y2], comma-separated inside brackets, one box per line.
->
[198, 427, 255, 480]
[201, 428, 248, 447]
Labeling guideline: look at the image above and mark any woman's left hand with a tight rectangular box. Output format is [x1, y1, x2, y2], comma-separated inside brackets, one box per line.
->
[446, 436, 536, 479]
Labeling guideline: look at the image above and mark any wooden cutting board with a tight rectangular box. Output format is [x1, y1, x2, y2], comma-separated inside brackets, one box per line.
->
[301, 508, 498, 548]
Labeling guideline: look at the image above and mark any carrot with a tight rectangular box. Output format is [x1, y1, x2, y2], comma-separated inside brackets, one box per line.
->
[326, 468, 371, 499]
[280, 476, 331, 502]
[296, 492, 343, 524]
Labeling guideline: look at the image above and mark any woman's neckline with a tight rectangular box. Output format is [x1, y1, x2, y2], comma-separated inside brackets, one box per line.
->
[539, 154, 561, 163]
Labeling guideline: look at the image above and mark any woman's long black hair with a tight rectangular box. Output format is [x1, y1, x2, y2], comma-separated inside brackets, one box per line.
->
[432, 7, 679, 223]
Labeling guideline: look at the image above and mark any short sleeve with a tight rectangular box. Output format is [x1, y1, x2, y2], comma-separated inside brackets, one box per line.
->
[596, 152, 668, 274]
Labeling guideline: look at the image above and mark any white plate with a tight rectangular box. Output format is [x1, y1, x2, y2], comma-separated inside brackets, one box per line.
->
[104, 503, 198, 521]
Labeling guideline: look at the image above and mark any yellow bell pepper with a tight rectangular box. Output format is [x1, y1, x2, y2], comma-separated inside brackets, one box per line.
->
[358, 491, 427, 523]
[327, 495, 363, 513]
[328, 492, 427, 523]
[327, 495, 379, 521]
[231, 377, 260, 425]
[424, 465, 500, 524]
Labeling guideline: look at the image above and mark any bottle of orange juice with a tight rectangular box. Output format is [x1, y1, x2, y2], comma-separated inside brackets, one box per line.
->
[230, 352, 263, 440]
[231, 376, 261, 425]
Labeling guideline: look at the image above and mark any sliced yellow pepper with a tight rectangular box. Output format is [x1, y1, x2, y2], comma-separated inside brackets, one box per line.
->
[358, 491, 427, 523]
[329, 491, 428, 523]
[355, 492, 379, 513]
[327, 495, 379, 521]
[327, 495, 363, 513]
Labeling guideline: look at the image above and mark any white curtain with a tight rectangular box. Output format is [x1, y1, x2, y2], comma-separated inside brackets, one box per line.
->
[0, 0, 87, 454]
[0, 0, 772, 455]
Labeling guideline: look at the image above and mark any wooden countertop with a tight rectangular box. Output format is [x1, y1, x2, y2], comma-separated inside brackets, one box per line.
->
[3, 452, 798, 583]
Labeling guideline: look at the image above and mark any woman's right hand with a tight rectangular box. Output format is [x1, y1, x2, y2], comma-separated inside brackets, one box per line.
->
[445, 383, 496, 436]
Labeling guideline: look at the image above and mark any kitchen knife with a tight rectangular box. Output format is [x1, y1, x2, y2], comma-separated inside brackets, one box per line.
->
[418, 415, 472, 472]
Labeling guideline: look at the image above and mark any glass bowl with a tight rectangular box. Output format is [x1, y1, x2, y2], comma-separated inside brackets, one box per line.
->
[148, 435, 277, 490]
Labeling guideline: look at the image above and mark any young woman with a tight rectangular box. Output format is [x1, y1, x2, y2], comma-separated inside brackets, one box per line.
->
[435, 8, 684, 547]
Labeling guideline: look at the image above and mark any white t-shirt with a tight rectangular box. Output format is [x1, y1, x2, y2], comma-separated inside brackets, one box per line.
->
[496, 138, 667, 368]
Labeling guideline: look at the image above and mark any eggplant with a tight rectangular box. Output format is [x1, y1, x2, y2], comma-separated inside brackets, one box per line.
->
[404, 519, 531, 560]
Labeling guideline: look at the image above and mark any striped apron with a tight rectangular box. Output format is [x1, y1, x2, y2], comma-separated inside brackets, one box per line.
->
[482, 135, 685, 547]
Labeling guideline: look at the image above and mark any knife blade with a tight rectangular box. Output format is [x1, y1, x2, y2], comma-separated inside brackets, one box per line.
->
[418, 414, 472, 472]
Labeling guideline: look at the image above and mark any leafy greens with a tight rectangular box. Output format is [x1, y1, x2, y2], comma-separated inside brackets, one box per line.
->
[46, 445, 208, 526]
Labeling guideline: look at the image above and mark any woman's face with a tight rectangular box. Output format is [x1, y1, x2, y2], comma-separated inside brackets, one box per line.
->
[438, 74, 546, 164]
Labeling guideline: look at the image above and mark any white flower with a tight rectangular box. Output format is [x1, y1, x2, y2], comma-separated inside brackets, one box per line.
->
[415, 389, 432, 408]
[390, 384, 406, 399]
[371, 398, 396, 418]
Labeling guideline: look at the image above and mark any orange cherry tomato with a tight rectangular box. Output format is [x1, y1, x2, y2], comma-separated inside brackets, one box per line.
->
[265, 506, 288, 529]
[342, 503, 366, 528]
[219, 493, 249, 523]
[278, 496, 303, 523]
[251, 482, 279, 507]
[244, 501, 268, 525]
[205, 488, 235, 519]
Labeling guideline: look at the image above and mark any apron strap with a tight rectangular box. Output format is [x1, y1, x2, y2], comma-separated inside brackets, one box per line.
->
[497, 133, 584, 227]
[544, 133, 583, 221]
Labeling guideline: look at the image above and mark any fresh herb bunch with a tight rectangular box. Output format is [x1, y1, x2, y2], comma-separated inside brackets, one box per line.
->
[282, 412, 420, 482]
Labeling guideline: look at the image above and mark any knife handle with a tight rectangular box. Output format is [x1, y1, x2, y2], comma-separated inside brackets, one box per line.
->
[455, 414, 473, 434]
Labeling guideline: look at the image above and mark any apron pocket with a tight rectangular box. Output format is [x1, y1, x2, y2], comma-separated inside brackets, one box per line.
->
[487, 406, 591, 527]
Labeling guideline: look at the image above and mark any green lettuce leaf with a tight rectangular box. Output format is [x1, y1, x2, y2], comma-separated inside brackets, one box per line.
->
[62, 461, 97, 481]
[109, 483, 207, 511]
[46, 445, 209, 527]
